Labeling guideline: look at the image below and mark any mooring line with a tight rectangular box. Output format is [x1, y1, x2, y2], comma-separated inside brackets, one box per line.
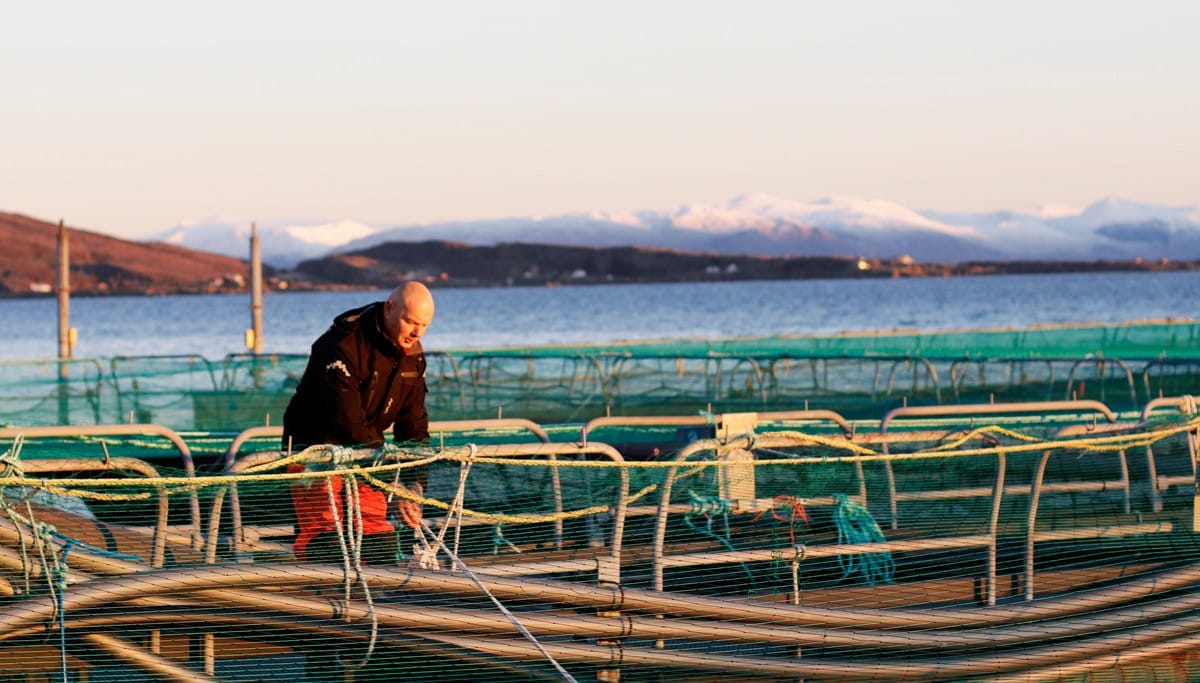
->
[416, 521, 580, 683]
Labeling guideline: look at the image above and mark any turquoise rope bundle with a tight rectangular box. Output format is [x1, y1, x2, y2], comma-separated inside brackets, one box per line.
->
[832, 493, 895, 585]
[683, 490, 756, 586]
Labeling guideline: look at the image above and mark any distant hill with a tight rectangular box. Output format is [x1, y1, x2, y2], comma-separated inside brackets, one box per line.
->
[290, 239, 1197, 290]
[0, 212, 256, 296]
[293, 241, 872, 288]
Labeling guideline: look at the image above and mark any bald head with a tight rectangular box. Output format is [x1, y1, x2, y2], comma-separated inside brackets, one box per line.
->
[383, 281, 435, 351]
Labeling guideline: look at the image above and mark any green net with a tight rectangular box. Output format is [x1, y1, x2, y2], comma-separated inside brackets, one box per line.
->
[1, 398, 1199, 681]
[1, 320, 1198, 431]
[1, 320, 1199, 681]
[460, 318, 1200, 358]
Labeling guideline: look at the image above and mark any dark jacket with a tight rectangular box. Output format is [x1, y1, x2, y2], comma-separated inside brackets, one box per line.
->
[283, 302, 429, 452]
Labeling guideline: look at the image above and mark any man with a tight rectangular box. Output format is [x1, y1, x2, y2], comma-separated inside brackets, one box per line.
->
[282, 281, 435, 564]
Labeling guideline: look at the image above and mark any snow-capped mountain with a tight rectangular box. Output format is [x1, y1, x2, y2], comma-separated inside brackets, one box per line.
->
[336, 193, 1000, 262]
[151, 195, 1200, 267]
[926, 197, 1200, 261]
[153, 218, 377, 268]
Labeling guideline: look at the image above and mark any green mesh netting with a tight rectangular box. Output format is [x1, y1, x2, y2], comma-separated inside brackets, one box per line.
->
[2, 320, 1198, 431]
[1, 400, 1200, 682]
[464, 318, 1200, 359]
[0, 321, 1199, 680]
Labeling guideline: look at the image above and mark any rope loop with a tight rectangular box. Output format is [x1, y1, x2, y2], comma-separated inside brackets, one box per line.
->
[0, 434, 25, 480]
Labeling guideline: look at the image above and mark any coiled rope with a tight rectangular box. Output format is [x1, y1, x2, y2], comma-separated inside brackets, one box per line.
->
[320, 446, 378, 672]
[832, 493, 895, 586]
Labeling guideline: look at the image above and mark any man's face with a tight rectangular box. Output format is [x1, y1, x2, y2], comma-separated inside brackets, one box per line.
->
[387, 298, 434, 351]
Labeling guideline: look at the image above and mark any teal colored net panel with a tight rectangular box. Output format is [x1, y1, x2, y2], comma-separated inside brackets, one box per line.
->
[0, 320, 1197, 429]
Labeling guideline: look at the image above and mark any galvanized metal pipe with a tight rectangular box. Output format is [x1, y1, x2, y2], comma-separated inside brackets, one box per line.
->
[6, 559, 1200, 640]
[31, 595, 1200, 683]
[80, 631, 218, 683]
[19, 609, 567, 683]
[15, 572, 1200, 663]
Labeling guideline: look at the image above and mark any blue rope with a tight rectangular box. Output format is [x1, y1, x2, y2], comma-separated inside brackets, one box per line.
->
[394, 529, 409, 563]
[48, 530, 144, 562]
[492, 523, 520, 556]
[47, 528, 148, 683]
[683, 490, 755, 587]
[832, 493, 895, 586]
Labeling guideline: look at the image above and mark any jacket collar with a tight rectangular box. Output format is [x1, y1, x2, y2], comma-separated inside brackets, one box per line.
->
[334, 301, 424, 356]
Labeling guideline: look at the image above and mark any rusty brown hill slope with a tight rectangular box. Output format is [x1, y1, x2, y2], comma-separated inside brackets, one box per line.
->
[0, 212, 252, 296]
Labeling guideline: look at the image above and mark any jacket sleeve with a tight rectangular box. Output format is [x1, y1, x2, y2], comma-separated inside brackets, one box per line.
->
[311, 337, 379, 447]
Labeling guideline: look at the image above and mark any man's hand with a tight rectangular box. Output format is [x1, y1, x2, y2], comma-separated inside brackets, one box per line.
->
[396, 482, 424, 529]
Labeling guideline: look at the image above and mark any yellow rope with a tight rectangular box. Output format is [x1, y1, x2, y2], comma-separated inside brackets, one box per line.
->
[0, 416, 1194, 520]
[356, 467, 661, 524]
[25, 486, 154, 502]
[923, 425, 1045, 451]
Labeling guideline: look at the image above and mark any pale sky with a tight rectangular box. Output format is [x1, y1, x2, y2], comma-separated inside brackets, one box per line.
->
[2, 0, 1198, 239]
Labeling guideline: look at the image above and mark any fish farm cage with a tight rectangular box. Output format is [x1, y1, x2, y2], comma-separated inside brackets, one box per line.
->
[1, 320, 1197, 432]
[0, 320, 1198, 682]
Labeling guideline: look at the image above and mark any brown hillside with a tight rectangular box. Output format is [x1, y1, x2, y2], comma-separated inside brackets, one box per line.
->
[0, 212, 252, 296]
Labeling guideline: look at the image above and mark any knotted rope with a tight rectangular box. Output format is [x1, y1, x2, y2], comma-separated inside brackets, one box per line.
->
[832, 493, 895, 586]
[684, 490, 755, 586]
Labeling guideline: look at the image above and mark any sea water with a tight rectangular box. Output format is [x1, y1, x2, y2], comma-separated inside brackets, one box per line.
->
[0, 270, 1196, 360]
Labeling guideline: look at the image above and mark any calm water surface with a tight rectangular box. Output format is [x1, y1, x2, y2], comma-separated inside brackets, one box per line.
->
[0, 271, 1196, 360]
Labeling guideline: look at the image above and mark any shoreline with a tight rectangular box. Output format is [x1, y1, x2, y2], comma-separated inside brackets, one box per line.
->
[1, 257, 1195, 300]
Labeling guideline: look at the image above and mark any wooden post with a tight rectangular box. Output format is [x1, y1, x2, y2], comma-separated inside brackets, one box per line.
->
[57, 219, 71, 359]
[249, 222, 263, 355]
[56, 219, 71, 424]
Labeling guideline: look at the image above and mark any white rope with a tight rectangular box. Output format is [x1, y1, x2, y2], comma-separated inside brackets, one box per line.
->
[321, 448, 379, 671]
[0, 434, 24, 477]
[2, 485, 71, 682]
[325, 477, 353, 601]
[419, 443, 478, 571]
[416, 522, 579, 683]
[0, 436, 34, 595]
[28, 500, 60, 608]
[448, 444, 478, 561]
